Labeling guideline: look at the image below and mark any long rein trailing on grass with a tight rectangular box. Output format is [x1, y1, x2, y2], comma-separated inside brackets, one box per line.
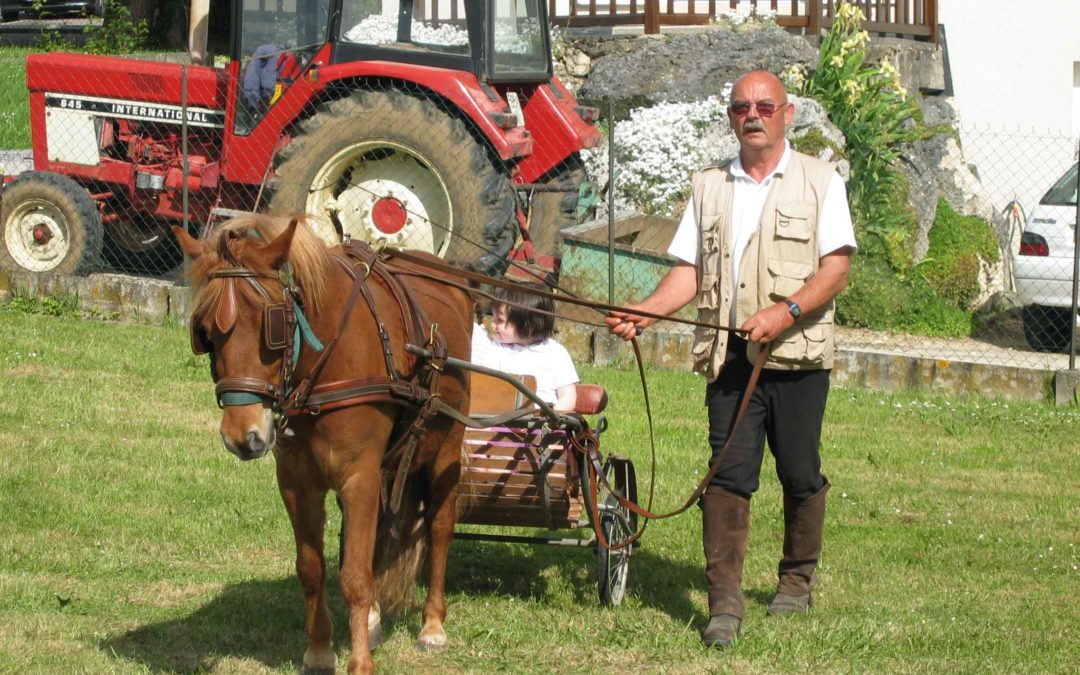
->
[380, 248, 769, 551]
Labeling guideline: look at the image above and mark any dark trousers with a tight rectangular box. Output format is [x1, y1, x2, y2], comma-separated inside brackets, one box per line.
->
[705, 336, 830, 500]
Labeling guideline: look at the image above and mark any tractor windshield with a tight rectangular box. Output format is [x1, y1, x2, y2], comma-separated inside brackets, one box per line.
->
[489, 0, 549, 80]
[235, 0, 332, 134]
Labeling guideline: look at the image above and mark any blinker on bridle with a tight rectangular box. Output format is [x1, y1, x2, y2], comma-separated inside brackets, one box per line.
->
[190, 231, 324, 412]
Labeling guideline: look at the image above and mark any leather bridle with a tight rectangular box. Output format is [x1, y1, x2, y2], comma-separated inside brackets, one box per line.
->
[190, 234, 321, 419]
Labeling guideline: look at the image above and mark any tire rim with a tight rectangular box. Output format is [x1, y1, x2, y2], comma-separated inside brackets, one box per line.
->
[4, 198, 73, 272]
[306, 140, 453, 255]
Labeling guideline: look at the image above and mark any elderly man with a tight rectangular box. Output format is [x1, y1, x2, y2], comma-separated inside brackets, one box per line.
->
[607, 70, 856, 647]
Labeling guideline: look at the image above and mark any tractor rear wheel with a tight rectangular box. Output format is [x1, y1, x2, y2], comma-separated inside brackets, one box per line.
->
[1, 172, 102, 275]
[525, 153, 590, 263]
[269, 88, 516, 274]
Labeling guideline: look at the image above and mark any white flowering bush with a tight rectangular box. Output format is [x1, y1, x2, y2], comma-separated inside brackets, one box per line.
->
[711, 5, 777, 30]
[582, 97, 730, 217]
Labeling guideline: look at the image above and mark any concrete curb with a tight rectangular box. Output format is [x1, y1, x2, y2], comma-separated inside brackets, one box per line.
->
[0, 269, 1070, 404]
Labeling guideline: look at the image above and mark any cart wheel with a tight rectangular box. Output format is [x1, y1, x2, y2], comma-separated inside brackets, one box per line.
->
[596, 456, 637, 606]
[596, 492, 633, 606]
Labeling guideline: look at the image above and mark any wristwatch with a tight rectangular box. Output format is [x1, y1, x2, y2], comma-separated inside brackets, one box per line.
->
[784, 300, 801, 319]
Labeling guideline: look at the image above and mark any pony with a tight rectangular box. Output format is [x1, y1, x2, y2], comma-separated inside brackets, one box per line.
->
[174, 214, 473, 674]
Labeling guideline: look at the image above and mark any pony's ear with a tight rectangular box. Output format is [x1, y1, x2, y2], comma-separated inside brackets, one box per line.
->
[261, 218, 299, 270]
[214, 278, 238, 335]
[171, 225, 202, 259]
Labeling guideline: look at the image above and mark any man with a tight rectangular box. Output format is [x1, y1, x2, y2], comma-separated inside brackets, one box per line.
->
[606, 70, 856, 647]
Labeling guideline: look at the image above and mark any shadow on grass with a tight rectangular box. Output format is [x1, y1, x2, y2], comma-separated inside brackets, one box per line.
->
[447, 535, 707, 625]
[102, 577, 311, 672]
[103, 538, 709, 670]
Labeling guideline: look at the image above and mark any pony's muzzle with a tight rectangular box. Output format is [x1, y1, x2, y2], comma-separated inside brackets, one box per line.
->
[219, 406, 276, 460]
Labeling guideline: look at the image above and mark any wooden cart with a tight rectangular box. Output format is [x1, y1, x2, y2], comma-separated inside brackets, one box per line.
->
[454, 371, 639, 606]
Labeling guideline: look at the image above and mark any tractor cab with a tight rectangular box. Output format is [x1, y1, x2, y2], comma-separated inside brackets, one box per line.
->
[231, 0, 553, 134]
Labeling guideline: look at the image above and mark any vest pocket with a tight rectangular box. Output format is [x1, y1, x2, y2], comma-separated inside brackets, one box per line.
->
[775, 204, 813, 241]
[766, 258, 813, 301]
[770, 321, 831, 364]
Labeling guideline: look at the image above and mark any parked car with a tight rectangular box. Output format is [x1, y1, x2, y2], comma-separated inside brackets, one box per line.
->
[1012, 161, 1079, 352]
[0, 0, 101, 22]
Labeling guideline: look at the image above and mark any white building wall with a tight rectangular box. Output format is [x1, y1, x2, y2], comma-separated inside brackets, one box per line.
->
[938, 0, 1080, 212]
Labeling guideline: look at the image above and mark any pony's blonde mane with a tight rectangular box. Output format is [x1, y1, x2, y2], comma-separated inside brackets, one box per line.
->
[186, 214, 334, 320]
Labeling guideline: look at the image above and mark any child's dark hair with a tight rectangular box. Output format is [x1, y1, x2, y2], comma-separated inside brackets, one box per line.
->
[494, 283, 555, 343]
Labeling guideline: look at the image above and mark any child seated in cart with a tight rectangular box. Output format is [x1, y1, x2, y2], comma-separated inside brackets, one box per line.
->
[472, 283, 579, 411]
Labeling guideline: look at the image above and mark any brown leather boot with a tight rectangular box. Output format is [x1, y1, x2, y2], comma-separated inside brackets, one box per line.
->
[700, 488, 750, 647]
[768, 481, 829, 616]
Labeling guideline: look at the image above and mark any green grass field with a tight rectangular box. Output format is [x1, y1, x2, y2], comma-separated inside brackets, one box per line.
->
[0, 48, 32, 150]
[0, 307, 1077, 673]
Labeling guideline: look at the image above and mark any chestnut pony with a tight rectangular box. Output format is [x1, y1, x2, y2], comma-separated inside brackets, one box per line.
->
[175, 215, 472, 674]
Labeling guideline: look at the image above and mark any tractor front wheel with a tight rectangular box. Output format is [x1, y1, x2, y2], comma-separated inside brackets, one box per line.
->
[0, 172, 103, 275]
[269, 88, 516, 274]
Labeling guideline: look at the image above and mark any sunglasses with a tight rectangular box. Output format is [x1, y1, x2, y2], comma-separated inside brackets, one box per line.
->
[729, 100, 787, 118]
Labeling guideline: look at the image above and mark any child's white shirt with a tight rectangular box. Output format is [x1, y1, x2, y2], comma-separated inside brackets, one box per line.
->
[471, 324, 579, 404]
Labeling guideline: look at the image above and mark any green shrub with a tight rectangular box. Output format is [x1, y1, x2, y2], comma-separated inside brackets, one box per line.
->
[838, 254, 972, 338]
[83, 0, 148, 55]
[791, 127, 844, 160]
[919, 198, 1000, 310]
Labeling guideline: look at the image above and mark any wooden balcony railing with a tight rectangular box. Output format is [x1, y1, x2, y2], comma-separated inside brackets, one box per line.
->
[549, 0, 938, 44]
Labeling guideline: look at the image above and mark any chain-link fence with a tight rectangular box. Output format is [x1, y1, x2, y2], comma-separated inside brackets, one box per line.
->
[1, 3, 1077, 377]
[0, 0, 590, 282]
[569, 118, 1080, 373]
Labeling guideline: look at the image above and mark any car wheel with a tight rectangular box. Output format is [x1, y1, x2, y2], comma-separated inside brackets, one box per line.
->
[1021, 305, 1074, 352]
[1, 9, 19, 21]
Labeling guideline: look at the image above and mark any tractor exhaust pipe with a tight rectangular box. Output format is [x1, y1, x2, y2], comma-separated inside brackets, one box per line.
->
[188, 0, 210, 65]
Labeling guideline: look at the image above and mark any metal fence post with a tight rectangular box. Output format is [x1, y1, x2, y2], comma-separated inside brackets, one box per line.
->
[181, 64, 190, 236]
[1071, 137, 1080, 371]
[607, 98, 615, 306]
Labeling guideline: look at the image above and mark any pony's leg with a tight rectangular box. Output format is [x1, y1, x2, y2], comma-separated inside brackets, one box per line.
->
[337, 454, 382, 674]
[276, 453, 335, 675]
[416, 426, 464, 652]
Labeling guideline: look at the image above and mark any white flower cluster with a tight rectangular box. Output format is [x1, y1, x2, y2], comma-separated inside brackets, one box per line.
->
[582, 97, 730, 216]
[712, 5, 777, 29]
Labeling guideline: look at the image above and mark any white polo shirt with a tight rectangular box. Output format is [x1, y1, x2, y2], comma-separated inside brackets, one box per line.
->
[668, 143, 857, 323]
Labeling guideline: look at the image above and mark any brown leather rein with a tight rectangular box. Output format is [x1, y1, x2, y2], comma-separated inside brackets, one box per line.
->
[378, 249, 769, 551]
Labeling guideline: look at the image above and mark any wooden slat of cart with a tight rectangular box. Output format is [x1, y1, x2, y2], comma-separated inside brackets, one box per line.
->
[458, 373, 584, 529]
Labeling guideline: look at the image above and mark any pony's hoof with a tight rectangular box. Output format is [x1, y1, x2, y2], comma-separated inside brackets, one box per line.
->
[368, 623, 383, 651]
[300, 667, 335, 675]
[415, 633, 448, 653]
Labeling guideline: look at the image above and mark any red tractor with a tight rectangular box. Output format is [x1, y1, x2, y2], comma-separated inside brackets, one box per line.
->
[1, 0, 599, 278]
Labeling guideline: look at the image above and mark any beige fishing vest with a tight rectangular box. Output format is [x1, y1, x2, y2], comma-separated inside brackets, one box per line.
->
[690, 151, 838, 380]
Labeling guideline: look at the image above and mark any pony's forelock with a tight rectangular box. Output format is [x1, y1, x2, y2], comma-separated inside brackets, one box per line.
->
[186, 213, 333, 319]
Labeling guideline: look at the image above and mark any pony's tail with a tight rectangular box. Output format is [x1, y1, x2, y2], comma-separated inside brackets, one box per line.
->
[373, 474, 429, 613]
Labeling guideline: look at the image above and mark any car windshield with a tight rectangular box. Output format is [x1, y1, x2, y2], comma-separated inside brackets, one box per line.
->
[1040, 162, 1078, 206]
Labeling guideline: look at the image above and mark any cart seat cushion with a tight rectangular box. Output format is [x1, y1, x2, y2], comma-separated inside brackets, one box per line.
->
[573, 384, 607, 415]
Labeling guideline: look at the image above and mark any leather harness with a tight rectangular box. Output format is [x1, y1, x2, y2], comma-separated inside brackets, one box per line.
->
[194, 237, 768, 544]
[194, 238, 463, 513]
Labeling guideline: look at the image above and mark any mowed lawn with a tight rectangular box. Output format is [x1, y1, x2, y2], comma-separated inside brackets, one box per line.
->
[0, 308, 1077, 673]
